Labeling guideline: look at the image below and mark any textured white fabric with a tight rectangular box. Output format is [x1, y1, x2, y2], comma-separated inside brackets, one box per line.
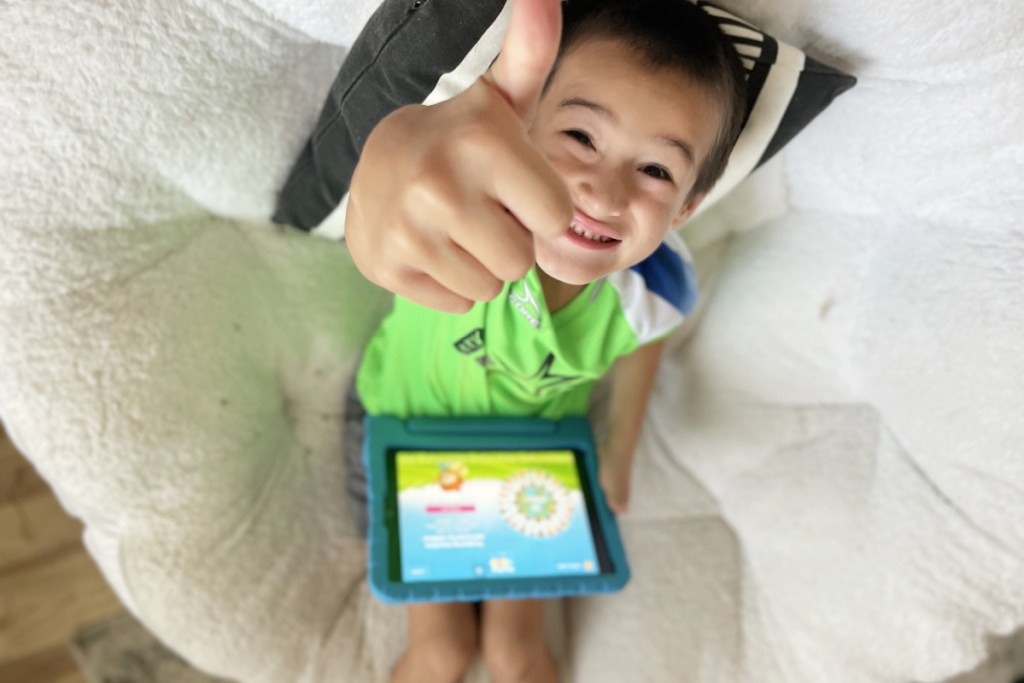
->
[1, 0, 1022, 682]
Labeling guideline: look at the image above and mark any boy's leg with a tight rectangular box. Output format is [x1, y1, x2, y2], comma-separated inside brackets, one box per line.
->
[392, 602, 479, 683]
[480, 599, 559, 683]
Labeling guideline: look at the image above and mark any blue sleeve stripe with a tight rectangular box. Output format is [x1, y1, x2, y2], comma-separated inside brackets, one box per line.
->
[628, 240, 699, 315]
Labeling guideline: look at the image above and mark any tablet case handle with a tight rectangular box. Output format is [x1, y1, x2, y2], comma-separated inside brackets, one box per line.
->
[405, 417, 560, 436]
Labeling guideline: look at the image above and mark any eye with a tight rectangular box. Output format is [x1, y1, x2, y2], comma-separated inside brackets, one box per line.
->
[641, 164, 673, 182]
[564, 129, 594, 148]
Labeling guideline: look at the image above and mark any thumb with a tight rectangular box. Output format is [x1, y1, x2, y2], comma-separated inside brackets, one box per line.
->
[485, 0, 563, 121]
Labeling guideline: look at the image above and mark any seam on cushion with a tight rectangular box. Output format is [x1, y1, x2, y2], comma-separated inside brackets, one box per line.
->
[277, 2, 426, 206]
[0, 221, 209, 307]
[279, 0, 508, 225]
[310, 3, 423, 149]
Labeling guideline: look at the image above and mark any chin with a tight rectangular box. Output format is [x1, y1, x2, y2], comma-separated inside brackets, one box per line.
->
[536, 256, 604, 286]
[534, 238, 617, 285]
[551, 271, 595, 286]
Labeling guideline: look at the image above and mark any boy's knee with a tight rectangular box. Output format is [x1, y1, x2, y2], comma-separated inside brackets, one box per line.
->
[408, 632, 478, 680]
[481, 637, 551, 682]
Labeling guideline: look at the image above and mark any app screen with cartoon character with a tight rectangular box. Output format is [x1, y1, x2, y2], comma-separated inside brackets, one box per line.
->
[395, 450, 600, 583]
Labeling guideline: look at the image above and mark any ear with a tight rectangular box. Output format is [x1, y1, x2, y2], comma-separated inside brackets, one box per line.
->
[672, 191, 707, 228]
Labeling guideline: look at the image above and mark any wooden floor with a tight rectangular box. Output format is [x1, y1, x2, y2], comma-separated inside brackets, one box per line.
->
[0, 423, 126, 683]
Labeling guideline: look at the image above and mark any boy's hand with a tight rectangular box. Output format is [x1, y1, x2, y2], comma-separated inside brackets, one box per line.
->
[599, 445, 633, 515]
[344, 0, 573, 313]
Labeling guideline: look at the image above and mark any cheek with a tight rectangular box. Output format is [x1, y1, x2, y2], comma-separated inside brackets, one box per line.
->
[645, 189, 691, 229]
[538, 138, 580, 181]
[629, 197, 676, 250]
[635, 196, 673, 230]
[546, 149, 575, 178]
[527, 120, 545, 147]
[528, 99, 562, 145]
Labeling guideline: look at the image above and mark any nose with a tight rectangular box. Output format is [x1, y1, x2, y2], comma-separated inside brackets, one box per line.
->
[571, 161, 629, 219]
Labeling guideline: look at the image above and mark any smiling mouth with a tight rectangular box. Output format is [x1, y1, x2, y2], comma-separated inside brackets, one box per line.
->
[569, 223, 620, 243]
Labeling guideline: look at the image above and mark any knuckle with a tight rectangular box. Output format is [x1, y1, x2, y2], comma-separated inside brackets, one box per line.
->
[405, 170, 462, 216]
[450, 298, 475, 314]
[480, 277, 504, 301]
[465, 272, 501, 302]
[374, 266, 402, 292]
[495, 248, 533, 281]
[386, 220, 431, 260]
[453, 121, 500, 159]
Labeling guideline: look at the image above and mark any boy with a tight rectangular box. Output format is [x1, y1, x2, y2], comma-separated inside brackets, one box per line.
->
[346, 0, 746, 681]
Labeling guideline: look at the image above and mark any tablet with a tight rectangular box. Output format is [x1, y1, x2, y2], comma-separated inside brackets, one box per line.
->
[363, 416, 630, 604]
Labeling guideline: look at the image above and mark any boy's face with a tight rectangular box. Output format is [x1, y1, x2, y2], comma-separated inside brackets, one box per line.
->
[529, 38, 721, 286]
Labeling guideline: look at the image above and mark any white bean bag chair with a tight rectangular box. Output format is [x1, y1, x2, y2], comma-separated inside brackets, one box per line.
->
[2, 0, 1022, 681]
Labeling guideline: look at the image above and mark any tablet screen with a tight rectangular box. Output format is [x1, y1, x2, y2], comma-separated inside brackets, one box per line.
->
[392, 450, 603, 583]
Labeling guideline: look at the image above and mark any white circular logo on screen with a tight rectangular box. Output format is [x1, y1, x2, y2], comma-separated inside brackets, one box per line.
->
[499, 470, 572, 538]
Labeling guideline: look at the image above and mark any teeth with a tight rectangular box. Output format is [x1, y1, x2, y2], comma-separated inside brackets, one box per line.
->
[570, 223, 614, 243]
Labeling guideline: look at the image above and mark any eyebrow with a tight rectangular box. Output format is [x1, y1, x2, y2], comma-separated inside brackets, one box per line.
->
[558, 96, 696, 168]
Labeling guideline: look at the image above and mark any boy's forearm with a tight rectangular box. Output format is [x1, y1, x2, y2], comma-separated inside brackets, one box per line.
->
[605, 340, 666, 457]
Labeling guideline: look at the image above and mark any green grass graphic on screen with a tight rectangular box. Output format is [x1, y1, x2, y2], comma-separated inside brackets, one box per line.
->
[396, 451, 581, 492]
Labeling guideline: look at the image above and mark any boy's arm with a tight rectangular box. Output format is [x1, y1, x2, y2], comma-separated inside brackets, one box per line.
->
[599, 339, 666, 514]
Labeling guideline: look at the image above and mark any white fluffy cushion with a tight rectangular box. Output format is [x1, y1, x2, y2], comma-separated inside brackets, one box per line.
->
[1, 0, 1022, 682]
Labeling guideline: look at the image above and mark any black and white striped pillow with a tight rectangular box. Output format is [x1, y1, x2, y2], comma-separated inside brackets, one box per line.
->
[273, 0, 855, 237]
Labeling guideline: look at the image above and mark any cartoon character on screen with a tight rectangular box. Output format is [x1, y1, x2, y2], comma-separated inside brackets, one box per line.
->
[437, 461, 467, 491]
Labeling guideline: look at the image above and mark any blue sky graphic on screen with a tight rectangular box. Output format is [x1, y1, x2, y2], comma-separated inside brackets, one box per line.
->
[396, 451, 600, 583]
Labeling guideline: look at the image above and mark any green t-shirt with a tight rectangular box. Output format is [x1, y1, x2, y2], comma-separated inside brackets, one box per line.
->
[356, 236, 698, 420]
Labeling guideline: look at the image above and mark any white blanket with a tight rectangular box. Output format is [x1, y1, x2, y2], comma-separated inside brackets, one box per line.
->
[2, 0, 1022, 681]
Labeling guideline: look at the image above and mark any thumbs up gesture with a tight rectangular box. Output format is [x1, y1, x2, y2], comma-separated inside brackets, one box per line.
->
[344, 0, 572, 313]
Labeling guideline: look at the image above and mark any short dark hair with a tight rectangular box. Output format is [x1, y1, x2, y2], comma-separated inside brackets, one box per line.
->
[556, 0, 747, 202]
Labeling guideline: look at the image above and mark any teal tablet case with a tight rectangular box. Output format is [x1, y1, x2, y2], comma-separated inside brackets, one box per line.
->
[364, 416, 631, 604]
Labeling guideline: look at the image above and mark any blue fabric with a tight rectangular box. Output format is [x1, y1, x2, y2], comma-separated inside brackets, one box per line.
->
[629, 242, 699, 315]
